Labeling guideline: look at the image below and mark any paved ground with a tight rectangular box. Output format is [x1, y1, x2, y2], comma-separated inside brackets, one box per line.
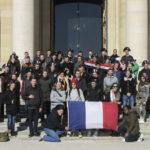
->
[0, 137, 150, 150]
[0, 104, 150, 150]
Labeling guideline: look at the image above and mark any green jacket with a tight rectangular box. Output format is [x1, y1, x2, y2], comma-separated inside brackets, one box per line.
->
[119, 110, 140, 135]
[132, 64, 139, 78]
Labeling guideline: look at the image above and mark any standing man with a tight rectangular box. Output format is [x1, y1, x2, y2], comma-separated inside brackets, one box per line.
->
[39, 71, 52, 121]
[0, 75, 4, 122]
[23, 78, 43, 137]
[121, 47, 134, 65]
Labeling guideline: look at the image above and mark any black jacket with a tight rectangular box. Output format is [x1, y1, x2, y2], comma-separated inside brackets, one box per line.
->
[44, 109, 65, 131]
[23, 85, 43, 109]
[86, 87, 103, 101]
[76, 77, 87, 93]
[138, 68, 150, 83]
[121, 55, 134, 65]
[120, 77, 137, 95]
[4, 90, 18, 115]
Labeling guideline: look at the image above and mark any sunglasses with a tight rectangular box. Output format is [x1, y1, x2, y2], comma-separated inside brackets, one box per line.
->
[113, 86, 118, 88]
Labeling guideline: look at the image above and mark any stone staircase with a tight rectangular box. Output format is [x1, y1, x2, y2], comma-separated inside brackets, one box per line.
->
[0, 105, 150, 141]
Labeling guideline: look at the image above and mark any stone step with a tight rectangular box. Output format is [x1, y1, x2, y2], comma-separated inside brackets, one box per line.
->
[8, 135, 150, 142]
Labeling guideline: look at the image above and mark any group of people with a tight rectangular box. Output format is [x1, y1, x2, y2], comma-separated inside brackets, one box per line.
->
[0, 47, 150, 142]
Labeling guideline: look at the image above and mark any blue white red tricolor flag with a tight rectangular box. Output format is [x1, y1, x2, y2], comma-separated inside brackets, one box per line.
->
[84, 60, 114, 70]
[67, 101, 118, 131]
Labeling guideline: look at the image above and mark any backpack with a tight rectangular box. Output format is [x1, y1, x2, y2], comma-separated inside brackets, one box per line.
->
[0, 132, 9, 142]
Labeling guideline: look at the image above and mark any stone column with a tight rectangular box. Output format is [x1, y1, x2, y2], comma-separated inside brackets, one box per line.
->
[41, 0, 51, 52]
[148, 0, 150, 60]
[12, 0, 34, 60]
[126, 0, 148, 63]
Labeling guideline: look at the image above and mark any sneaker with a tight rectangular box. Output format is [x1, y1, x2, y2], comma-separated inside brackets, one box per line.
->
[87, 131, 92, 137]
[78, 132, 82, 138]
[139, 119, 145, 124]
[39, 138, 43, 142]
[137, 133, 144, 142]
[66, 131, 71, 137]
[93, 131, 99, 137]
[122, 138, 125, 142]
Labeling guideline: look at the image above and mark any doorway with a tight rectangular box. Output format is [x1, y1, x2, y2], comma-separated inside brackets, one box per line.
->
[54, 0, 104, 55]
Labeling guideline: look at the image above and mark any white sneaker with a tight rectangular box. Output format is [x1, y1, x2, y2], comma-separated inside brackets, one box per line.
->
[139, 119, 145, 124]
[137, 133, 144, 142]
[122, 138, 125, 142]
[66, 131, 71, 137]
[78, 133, 82, 138]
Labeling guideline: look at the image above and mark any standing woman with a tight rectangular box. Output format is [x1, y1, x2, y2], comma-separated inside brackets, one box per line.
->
[66, 79, 85, 137]
[50, 82, 66, 111]
[120, 70, 137, 107]
[4, 82, 17, 135]
[107, 83, 121, 104]
[9, 74, 21, 122]
[136, 76, 149, 123]
[67, 79, 85, 102]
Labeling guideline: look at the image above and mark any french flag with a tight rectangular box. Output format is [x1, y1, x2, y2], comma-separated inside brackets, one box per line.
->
[67, 101, 118, 131]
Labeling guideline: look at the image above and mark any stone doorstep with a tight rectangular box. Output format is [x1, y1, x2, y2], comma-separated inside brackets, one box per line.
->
[8, 135, 150, 142]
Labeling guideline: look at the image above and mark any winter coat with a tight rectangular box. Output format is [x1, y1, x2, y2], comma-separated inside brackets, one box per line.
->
[21, 63, 33, 80]
[120, 77, 136, 95]
[21, 78, 31, 97]
[4, 90, 18, 115]
[136, 82, 149, 102]
[50, 89, 66, 110]
[103, 75, 118, 94]
[73, 77, 87, 93]
[0, 72, 10, 91]
[44, 109, 65, 131]
[67, 88, 85, 101]
[106, 90, 120, 102]
[121, 55, 134, 65]
[23, 85, 43, 109]
[113, 70, 123, 83]
[138, 68, 150, 83]
[132, 64, 139, 78]
[39, 77, 52, 102]
[7, 62, 20, 77]
[110, 54, 119, 64]
[119, 110, 140, 135]
[86, 87, 103, 101]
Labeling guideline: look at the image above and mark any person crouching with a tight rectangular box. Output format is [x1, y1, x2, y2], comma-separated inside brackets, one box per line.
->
[117, 105, 144, 142]
[40, 105, 68, 142]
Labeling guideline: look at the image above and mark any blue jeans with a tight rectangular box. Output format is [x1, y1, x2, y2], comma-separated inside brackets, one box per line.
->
[7, 114, 16, 132]
[43, 128, 64, 142]
[122, 95, 134, 107]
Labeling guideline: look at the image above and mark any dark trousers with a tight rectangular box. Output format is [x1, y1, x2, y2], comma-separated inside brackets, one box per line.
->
[28, 108, 39, 134]
[0, 93, 4, 121]
[41, 101, 50, 120]
[118, 126, 140, 142]
[0, 104, 4, 121]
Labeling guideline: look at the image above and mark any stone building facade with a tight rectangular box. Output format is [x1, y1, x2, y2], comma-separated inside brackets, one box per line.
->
[0, 0, 150, 63]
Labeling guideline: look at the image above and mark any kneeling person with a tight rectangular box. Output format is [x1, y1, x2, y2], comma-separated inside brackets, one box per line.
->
[40, 105, 67, 142]
[117, 105, 143, 142]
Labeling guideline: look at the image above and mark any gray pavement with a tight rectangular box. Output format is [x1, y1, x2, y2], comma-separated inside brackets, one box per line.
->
[0, 137, 150, 150]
